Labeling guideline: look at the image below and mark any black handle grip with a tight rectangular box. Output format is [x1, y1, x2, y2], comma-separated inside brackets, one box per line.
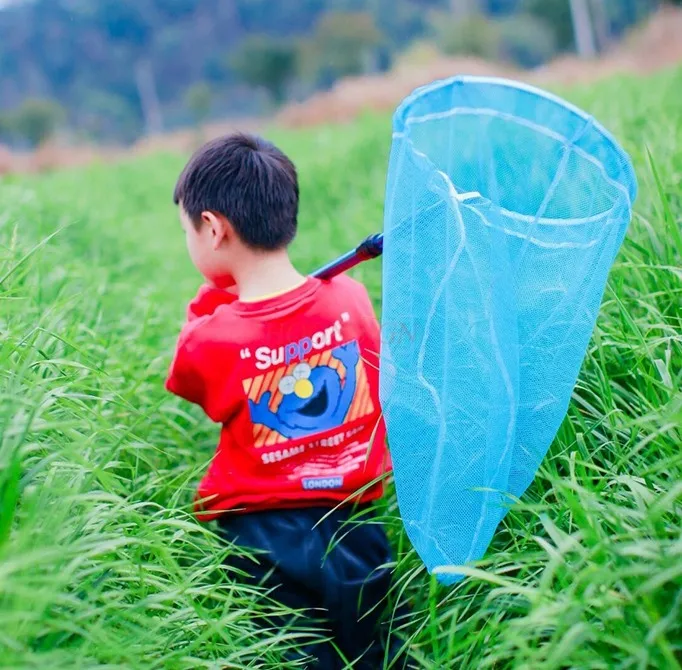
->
[312, 233, 384, 280]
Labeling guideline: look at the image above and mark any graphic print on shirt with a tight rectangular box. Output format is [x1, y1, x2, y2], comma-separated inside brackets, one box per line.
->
[243, 340, 375, 444]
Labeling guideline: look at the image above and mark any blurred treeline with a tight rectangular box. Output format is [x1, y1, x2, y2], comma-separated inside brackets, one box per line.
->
[0, 0, 664, 147]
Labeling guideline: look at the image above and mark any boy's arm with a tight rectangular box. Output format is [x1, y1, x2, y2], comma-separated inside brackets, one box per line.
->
[166, 319, 207, 408]
[166, 323, 236, 423]
[166, 291, 238, 423]
[186, 283, 238, 321]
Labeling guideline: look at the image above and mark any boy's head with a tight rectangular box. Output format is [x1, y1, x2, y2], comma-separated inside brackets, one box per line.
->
[173, 133, 298, 287]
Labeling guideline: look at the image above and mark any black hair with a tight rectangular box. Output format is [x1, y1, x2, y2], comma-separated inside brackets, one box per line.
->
[173, 132, 298, 250]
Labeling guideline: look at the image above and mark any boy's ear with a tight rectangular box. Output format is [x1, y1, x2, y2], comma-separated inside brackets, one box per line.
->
[201, 211, 233, 250]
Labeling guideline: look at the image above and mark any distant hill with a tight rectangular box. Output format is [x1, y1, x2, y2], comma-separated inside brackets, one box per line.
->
[0, 0, 447, 142]
[0, 0, 654, 146]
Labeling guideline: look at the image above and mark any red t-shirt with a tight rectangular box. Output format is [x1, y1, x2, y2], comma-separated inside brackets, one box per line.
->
[166, 275, 390, 520]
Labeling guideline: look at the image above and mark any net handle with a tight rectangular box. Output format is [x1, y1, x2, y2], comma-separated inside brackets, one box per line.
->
[312, 233, 383, 280]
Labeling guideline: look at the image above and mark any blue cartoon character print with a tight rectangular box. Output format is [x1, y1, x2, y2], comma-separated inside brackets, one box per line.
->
[249, 341, 360, 440]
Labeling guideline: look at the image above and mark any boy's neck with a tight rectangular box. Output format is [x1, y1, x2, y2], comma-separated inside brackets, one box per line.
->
[234, 249, 306, 302]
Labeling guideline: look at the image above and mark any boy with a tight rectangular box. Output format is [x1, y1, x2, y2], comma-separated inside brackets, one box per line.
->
[166, 133, 403, 668]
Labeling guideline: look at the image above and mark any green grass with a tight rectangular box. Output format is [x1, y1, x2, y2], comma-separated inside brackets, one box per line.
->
[1, 66, 681, 669]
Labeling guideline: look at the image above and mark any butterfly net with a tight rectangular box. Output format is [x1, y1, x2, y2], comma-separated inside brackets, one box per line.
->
[379, 76, 637, 583]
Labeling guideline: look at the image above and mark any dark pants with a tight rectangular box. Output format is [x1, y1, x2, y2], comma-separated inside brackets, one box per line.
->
[217, 505, 408, 669]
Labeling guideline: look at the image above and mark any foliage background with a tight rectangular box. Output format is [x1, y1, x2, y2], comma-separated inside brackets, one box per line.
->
[0, 0, 660, 146]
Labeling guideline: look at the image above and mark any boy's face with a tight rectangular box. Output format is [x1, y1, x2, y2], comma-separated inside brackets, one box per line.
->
[180, 206, 235, 289]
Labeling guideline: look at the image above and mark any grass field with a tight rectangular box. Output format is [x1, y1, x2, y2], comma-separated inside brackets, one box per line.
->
[1, 67, 681, 669]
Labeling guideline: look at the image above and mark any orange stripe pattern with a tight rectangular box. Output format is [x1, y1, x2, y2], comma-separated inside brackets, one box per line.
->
[242, 343, 375, 447]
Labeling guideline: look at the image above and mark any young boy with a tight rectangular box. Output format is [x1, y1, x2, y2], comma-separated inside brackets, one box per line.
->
[166, 133, 403, 668]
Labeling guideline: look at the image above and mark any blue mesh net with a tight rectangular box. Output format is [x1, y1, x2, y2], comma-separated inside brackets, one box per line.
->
[379, 76, 637, 584]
